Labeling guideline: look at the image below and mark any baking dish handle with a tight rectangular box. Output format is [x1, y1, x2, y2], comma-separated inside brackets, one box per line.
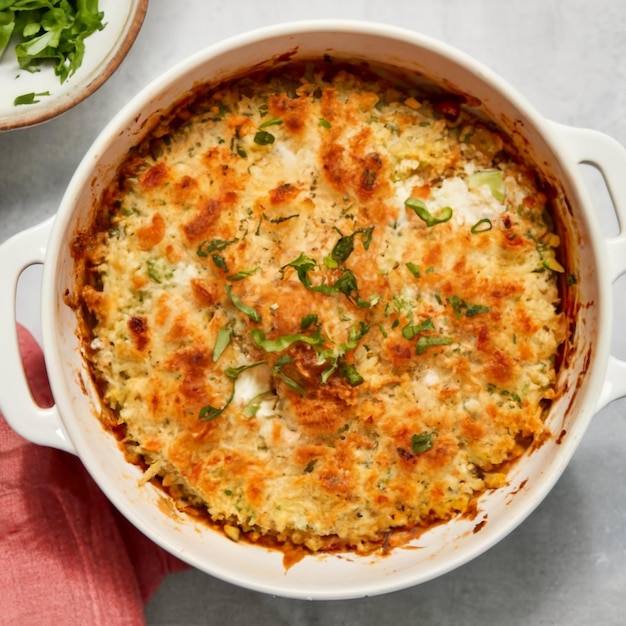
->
[548, 121, 626, 409]
[0, 218, 75, 454]
[548, 121, 626, 283]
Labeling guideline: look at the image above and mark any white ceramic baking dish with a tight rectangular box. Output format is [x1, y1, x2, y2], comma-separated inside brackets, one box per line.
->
[2, 21, 626, 600]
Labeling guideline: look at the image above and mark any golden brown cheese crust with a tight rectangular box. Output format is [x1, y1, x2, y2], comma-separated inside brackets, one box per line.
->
[74, 61, 566, 554]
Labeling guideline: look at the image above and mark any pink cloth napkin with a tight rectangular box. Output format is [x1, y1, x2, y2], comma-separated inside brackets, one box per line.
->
[0, 325, 189, 625]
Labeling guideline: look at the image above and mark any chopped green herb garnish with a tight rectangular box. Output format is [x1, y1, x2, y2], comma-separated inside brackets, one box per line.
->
[1, 0, 106, 91]
[211, 253, 228, 272]
[250, 328, 324, 352]
[225, 285, 261, 322]
[401, 317, 435, 340]
[416, 335, 453, 354]
[227, 266, 260, 281]
[319, 117, 331, 128]
[447, 294, 490, 318]
[13, 90, 50, 105]
[198, 402, 229, 422]
[197, 237, 238, 257]
[272, 355, 306, 396]
[212, 325, 232, 362]
[242, 391, 273, 418]
[224, 361, 265, 380]
[470, 218, 493, 234]
[468, 169, 505, 203]
[405, 262, 421, 278]
[254, 130, 275, 145]
[405, 197, 453, 226]
[338, 361, 364, 386]
[318, 322, 369, 384]
[199, 361, 265, 421]
[300, 313, 319, 329]
[330, 226, 374, 263]
[258, 117, 282, 129]
[411, 430, 437, 454]
[282, 253, 378, 309]
[146, 259, 162, 283]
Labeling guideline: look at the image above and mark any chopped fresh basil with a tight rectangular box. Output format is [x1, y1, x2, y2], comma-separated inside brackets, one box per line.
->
[258, 118, 283, 129]
[212, 325, 232, 362]
[250, 328, 324, 352]
[242, 391, 273, 418]
[224, 361, 265, 380]
[447, 294, 490, 318]
[411, 430, 437, 454]
[197, 237, 238, 258]
[281, 253, 378, 309]
[1, 0, 105, 89]
[272, 355, 306, 396]
[13, 90, 50, 105]
[330, 226, 374, 263]
[225, 285, 261, 322]
[401, 317, 435, 340]
[339, 361, 364, 386]
[198, 402, 229, 422]
[199, 361, 265, 421]
[300, 313, 319, 329]
[227, 266, 260, 281]
[318, 322, 369, 385]
[211, 253, 228, 272]
[406, 262, 421, 278]
[254, 130, 275, 145]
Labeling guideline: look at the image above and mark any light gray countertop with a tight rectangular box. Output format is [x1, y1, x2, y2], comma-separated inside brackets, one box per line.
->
[1, 1, 625, 624]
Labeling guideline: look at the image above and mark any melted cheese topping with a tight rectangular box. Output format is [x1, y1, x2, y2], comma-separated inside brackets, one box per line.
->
[75, 62, 566, 554]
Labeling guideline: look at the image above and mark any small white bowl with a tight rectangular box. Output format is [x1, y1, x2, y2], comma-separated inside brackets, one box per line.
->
[0, 0, 148, 131]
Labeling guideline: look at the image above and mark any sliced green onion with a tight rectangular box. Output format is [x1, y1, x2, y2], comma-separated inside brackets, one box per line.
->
[405, 197, 453, 226]
[471, 218, 493, 234]
[416, 335, 453, 355]
[468, 169, 505, 202]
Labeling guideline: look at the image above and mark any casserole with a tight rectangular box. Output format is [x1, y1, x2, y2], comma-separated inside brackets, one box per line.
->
[2, 21, 626, 599]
